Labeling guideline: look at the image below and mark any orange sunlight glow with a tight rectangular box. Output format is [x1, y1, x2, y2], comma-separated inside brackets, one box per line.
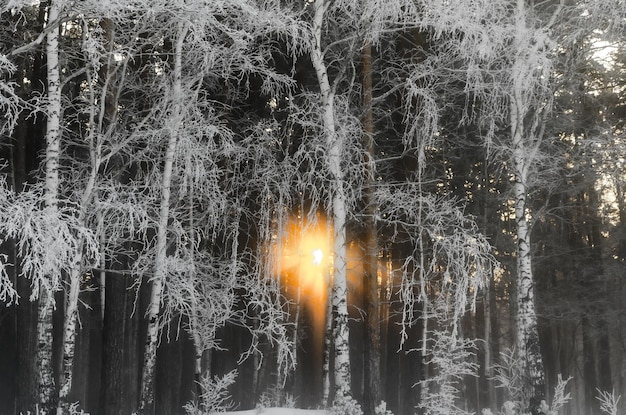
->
[271, 215, 369, 351]
[274, 215, 332, 344]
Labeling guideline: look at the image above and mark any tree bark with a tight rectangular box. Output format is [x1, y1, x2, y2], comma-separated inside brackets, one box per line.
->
[511, 108, 545, 413]
[58, 203, 98, 412]
[322, 275, 333, 406]
[58, 16, 107, 409]
[13, 56, 39, 413]
[139, 21, 189, 414]
[361, 41, 381, 415]
[100, 272, 128, 415]
[310, 0, 351, 402]
[39, 0, 62, 411]
[509, 2, 548, 412]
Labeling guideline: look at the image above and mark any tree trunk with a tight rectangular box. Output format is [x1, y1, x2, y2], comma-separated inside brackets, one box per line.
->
[379, 252, 390, 410]
[139, 21, 189, 414]
[187, 181, 205, 400]
[39, 0, 62, 411]
[16, 276, 38, 413]
[322, 275, 333, 406]
[361, 41, 381, 415]
[310, 0, 351, 402]
[13, 60, 39, 412]
[57, 266, 81, 413]
[483, 277, 496, 408]
[100, 272, 129, 415]
[58, 31, 105, 411]
[96, 16, 118, 324]
[511, 119, 545, 412]
[509, 2, 547, 411]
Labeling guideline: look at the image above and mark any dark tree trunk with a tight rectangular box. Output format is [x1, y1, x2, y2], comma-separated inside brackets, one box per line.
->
[11, 50, 44, 412]
[156, 317, 184, 415]
[15, 268, 38, 413]
[100, 272, 129, 415]
[361, 40, 382, 415]
[0, 296, 17, 414]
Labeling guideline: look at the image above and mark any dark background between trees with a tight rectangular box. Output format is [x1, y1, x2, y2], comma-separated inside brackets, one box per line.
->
[0, 1, 625, 415]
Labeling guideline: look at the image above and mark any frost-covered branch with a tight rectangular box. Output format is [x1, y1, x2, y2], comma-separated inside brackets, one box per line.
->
[0, 180, 99, 303]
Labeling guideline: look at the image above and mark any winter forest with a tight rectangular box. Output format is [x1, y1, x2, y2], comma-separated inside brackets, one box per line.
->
[0, 0, 625, 414]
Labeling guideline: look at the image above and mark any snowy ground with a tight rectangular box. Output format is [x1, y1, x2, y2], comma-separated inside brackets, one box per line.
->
[220, 409, 327, 415]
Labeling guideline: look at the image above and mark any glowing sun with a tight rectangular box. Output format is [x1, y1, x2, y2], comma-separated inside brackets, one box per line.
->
[312, 248, 324, 265]
[273, 215, 332, 339]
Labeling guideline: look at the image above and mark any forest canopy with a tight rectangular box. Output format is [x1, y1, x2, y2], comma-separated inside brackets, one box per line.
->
[0, 1, 625, 415]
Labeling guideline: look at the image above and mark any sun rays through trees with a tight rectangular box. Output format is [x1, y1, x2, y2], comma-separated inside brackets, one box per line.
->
[0, 0, 625, 414]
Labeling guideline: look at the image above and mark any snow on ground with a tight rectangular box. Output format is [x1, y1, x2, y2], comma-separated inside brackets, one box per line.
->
[220, 409, 327, 415]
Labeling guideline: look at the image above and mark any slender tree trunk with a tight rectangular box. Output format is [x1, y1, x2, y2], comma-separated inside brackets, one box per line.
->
[100, 272, 126, 415]
[509, 2, 547, 411]
[483, 277, 494, 409]
[16, 274, 38, 412]
[58, 206, 96, 411]
[97, 16, 118, 324]
[510, 53, 545, 415]
[572, 321, 585, 415]
[14, 53, 39, 414]
[57, 265, 81, 413]
[310, 0, 351, 402]
[139, 21, 188, 414]
[480, 156, 495, 411]
[285, 280, 302, 395]
[322, 274, 333, 406]
[58, 171, 98, 412]
[361, 41, 381, 415]
[190, 316, 204, 398]
[98, 215, 106, 322]
[58, 21, 106, 408]
[379, 252, 390, 408]
[36, 90, 56, 412]
[511, 117, 545, 412]
[185, 168, 205, 400]
[618, 266, 626, 415]
[38, 1, 62, 411]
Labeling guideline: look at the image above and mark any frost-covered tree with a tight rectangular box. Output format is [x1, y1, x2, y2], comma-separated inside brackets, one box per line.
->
[446, 1, 574, 410]
[291, 0, 504, 408]
[2, 0, 624, 413]
[110, 2, 305, 412]
[137, 19, 189, 413]
[308, 0, 354, 400]
[39, 1, 63, 409]
[506, 1, 558, 407]
[300, 0, 424, 403]
[397, 0, 566, 411]
[2, 2, 104, 412]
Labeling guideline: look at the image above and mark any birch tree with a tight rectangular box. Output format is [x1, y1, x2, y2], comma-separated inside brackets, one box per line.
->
[40, 1, 62, 410]
[2, 3, 105, 412]
[55, 11, 125, 412]
[8, 3, 137, 410]
[137, 20, 189, 414]
[309, 0, 352, 400]
[508, 1, 555, 408]
[466, 1, 566, 410]
[122, 2, 305, 412]
[303, 0, 416, 403]
[396, 1, 565, 411]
